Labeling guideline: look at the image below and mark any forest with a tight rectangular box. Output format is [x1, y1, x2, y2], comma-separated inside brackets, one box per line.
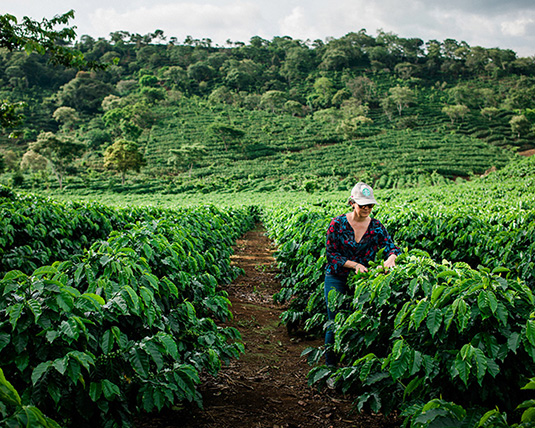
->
[1, 11, 534, 194]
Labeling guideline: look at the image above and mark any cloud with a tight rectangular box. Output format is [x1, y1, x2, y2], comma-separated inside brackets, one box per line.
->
[89, 2, 264, 43]
[501, 16, 535, 37]
[6, 0, 535, 56]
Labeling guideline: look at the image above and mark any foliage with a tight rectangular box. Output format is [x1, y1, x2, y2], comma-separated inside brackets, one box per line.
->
[1, 24, 534, 192]
[0, 11, 105, 69]
[263, 167, 535, 426]
[0, 368, 61, 427]
[28, 131, 85, 190]
[0, 189, 257, 426]
[0, 99, 25, 131]
[322, 254, 535, 415]
[103, 139, 146, 185]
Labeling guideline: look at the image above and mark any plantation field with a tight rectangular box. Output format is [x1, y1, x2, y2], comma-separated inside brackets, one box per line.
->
[1, 154, 535, 427]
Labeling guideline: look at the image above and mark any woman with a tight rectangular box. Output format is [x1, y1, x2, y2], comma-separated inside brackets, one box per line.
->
[324, 182, 401, 366]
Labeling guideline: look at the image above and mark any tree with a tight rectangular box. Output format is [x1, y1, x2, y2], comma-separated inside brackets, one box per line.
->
[481, 107, 500, 121]
[52, 106, 79, 131]
[259, 91, 287, 113]
[223, 59, 262, 92]
[280, 46, 314, 83]
[337, 116, 374, 140]
[20, 150, 49, 187]
[0, 11, 105, 69]
[28, 131, 85, 190]
[103, 103, 153, 140]
[103, 139, 145, 185]
[385, 85, 416, 116]
[509, 115, 531, 139]
[56, 72, 115, 113]
[344, 76, 377, 106]
[0, 99, 25, 132]
[0, 11, 107, 131]
[187, 61, 215, 82]
[168, 144, 206, 176]
[284, 100, 305, 117]
[207, 123, 245, 152]
[442, 104, 470, 124]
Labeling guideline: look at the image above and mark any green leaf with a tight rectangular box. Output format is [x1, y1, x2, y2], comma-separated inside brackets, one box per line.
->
[89, 381, 102, 402]
[33, 265, 57, 277]
[410, 300, 430, 330]
[308, 366, 332, 386]
[494, 302, 508, 326]
[8, 303, 23, 329]
[121, 286, 140, 315]
[2, 270, 26, 281]
[521, 407, 535, 423]
[477, 290, 490, 316]
[78, 293, 105, 310]
[157, 332, 178, 360]
[487, 290, 498, 314]
[426, 308, 443, 337]
[394, 301, 411, 328]
[144, 340, 165, 371]
[129, 347, 150, 377]
[390, 341, 410, 380]
[508, 332, 521, 353]
[27, 299, 42, 323]
[521, 378, 535, 390]
[69, 351, 94, 372]
[52, 357, 67, 375]
[101, 329, 115, 354]
[0, 367, 22, 407]
[473, 348, 488, 385]
[0, 332, 10, 352]
[403, 376, 424, 400]
[430, 285, 446, 304]
[453, 358, 471, 386]
[101, 379, 120, 400]
[152, 388, 166, 411]
[32, 361, 52, 385]
[66, 359, 81, 385]
[56, 290, 74, 312]
[526, 320, 535, 347]
[59, 319, 77, 342]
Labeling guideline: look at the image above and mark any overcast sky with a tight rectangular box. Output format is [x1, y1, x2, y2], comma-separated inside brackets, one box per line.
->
[2, 0, 535, 57]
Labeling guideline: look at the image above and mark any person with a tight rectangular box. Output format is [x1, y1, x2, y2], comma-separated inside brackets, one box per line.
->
[323, 182, 401, 366]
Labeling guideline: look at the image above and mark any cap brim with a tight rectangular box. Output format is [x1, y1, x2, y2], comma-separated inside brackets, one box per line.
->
[353, 197, 378, 205]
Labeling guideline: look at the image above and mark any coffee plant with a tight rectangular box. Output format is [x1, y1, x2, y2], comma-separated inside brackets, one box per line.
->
[0, 190, 257, 427]
[263, 169, 535, 427]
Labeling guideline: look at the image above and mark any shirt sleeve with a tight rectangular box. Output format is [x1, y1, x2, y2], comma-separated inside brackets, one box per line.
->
[325, 217, 348, 275]
[375, 219, 402, 258]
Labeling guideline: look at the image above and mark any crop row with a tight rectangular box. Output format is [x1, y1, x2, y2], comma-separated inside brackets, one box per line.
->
[262, 169, 535, 426]
[0, 189, 257, 427]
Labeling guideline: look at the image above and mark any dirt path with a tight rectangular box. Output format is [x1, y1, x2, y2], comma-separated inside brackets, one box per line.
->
[140, 224, 399, 428]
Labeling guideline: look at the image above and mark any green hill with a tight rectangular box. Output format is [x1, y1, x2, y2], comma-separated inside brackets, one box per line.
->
[0, 24, 534, 194]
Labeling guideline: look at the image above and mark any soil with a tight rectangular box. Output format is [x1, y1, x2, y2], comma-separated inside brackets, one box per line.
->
[136, 224, 401, 428]
[518, 148, 535, 157]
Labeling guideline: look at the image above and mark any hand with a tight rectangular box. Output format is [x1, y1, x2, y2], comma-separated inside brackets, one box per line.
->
[354, 263, 368, 273]
[384, 254, 397, 269]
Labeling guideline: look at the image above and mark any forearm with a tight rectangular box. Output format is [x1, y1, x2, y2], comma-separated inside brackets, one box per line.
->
[344, 259, 367, 273]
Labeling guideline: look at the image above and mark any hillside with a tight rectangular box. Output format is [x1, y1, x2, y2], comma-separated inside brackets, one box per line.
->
[0, 26, 534, 194]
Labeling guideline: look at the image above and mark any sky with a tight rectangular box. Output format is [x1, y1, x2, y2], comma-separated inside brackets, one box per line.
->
[2, 0, 535, 57]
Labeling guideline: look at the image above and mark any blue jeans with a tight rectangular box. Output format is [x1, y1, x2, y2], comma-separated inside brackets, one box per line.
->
[324, 274, 348, 365]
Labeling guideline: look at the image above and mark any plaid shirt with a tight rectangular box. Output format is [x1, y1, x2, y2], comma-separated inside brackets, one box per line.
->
[325, 214, 401, 277]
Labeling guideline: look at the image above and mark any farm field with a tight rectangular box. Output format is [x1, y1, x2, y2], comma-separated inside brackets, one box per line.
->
[1, 154, 534, 427]
[3, 13, 535, 427]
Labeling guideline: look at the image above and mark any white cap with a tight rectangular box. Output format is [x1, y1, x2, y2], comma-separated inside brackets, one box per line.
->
[349, 182, 378, 205]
